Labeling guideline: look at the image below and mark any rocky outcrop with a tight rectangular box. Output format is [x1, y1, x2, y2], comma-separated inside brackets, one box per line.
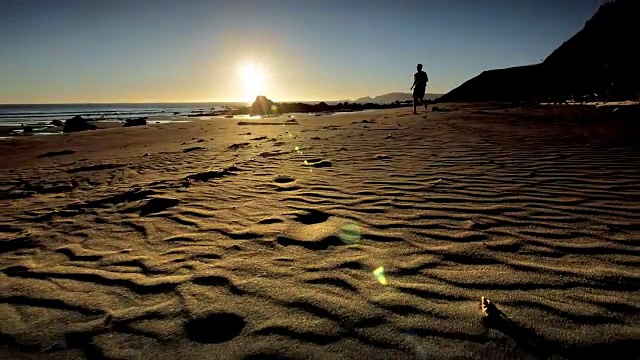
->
[439, 0, 640, 102]
[249, 96, 275, 115]
[63, 116, 97, 133]
[235, 99, 414, 116]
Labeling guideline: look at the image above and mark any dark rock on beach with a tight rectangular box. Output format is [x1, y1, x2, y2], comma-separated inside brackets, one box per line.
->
[21, 125, 34, 133]
[249, 96, 275, 116]
[123, 117, 148, 128]
[63, 116, 97, 133]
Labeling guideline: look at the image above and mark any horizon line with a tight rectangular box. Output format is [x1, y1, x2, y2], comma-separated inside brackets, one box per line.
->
[0, 96, 445, 106]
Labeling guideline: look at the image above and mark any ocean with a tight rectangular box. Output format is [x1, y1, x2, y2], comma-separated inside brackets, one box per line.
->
[0, 102, 246, 127]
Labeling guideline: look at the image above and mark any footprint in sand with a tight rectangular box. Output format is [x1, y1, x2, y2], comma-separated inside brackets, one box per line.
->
[66, 163, 125, 173]
[183, 146, 205, 153]
[138, 197, 180, 216]
[228, 142, 250, 151]
[185, 313, 245, 343]
[274, 175, 295, 184]
[36, 150, 76, 158]
[273, 175, 300, 191]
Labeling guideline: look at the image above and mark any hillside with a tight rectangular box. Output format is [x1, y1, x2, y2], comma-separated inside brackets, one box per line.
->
[438, 0, 640, 102]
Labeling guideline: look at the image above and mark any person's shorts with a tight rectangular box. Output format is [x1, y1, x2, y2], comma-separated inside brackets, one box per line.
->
[413, 87, 426, 100]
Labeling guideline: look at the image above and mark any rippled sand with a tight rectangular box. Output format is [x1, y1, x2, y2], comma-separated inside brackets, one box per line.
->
[1, 104, 639, 359]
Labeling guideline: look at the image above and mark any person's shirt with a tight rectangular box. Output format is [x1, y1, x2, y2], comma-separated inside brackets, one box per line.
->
[414, 71, 429, 88]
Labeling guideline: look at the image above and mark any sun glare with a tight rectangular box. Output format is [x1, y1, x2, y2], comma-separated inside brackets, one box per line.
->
[239, 62, 266, 102]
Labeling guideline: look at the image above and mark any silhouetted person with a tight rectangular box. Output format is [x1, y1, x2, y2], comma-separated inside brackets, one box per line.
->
[410, 64, 429, 114]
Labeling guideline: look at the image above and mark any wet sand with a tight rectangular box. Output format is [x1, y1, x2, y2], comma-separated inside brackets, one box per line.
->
[1, 104, 639, 359]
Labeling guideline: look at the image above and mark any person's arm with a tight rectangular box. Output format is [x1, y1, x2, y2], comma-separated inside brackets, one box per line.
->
[410, 74, 416, 90]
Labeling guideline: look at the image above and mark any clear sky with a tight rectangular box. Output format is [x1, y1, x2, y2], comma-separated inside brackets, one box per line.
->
[0, 0, 604, 104]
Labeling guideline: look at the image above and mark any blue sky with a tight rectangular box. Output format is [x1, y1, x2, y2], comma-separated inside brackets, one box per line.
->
[0, 0, 604, 103]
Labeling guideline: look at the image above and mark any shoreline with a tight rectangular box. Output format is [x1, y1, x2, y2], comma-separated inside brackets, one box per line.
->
[0, 108, 384, 139]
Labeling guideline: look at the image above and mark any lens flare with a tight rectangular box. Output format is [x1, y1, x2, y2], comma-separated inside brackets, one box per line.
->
[339, 222, 361, 244]
[373, 266, 387, 285]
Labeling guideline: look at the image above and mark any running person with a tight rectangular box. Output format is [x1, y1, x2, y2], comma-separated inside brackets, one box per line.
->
[410, 63, 429, 114]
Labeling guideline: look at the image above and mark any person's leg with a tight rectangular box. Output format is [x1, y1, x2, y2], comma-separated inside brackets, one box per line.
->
[412, 97, 418, 114]
[416, 89, 426, 112]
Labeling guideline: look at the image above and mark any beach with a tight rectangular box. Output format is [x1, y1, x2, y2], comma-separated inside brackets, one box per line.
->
[1, 104, 639, 359]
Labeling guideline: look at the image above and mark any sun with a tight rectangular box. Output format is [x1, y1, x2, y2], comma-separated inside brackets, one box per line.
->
[239, 62, 266, 102]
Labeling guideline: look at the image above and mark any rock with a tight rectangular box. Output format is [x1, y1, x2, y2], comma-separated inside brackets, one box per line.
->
[123, 117, 147, 127]
[316, 102, 331, 112]
[21, 125, 34, 133]
[224, 115, 234, 118]
[185, 166, 240, 182]
[63, 115, 97, 133]
[228, 142, 250, 151]
[50, 120, 64, 127]
[249, 96, 275, 115]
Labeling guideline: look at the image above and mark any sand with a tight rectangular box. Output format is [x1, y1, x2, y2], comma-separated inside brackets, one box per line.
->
[1, 104, 639, 359]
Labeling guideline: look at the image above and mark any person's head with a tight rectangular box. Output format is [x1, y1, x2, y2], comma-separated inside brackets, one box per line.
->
[417, 64, 423, 71]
